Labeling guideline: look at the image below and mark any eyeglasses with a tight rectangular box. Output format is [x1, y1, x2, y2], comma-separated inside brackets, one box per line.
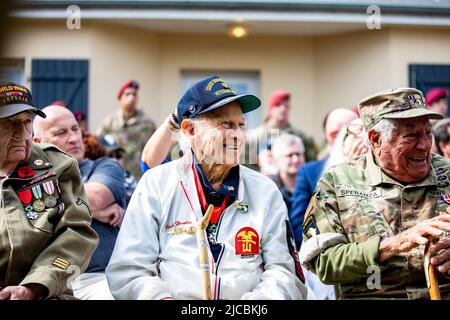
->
[0, 113, 35, 140]
[285, 152, 304, 158]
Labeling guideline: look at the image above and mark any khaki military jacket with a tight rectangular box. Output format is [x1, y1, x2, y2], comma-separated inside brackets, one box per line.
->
[0, 143, 98, 298]
[97, 109, 156, 180]
[300, 151, 450, 299]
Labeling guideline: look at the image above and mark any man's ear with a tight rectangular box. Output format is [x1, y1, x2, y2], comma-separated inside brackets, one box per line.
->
[181, 119, 195, 138]
[33, 137, 41, 143]
[367, 128, 381, 150]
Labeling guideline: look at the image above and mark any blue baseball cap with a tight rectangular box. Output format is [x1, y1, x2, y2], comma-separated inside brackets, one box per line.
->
[177, 76, 261, 122]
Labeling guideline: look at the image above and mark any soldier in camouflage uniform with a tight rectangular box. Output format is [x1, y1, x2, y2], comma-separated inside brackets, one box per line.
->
[243, 90, 318, 171]
[299, 88, 450, 299]
[97, 80, 156, 180]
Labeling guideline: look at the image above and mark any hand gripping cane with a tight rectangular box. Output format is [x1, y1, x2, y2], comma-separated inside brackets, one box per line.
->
[424, 236, 442, 300]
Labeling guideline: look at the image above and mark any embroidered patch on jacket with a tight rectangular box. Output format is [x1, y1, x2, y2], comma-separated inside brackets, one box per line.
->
[337, 188, 381, 198]
[441, 194, 450, 204]
[52, 257, 70, 270]
[235, 227, 259, 258]
[303, 196, 319, 239]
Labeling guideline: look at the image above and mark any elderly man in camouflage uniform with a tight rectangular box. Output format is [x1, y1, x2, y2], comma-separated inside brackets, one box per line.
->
[0, 81, 98, 300]
[300, 87, 450, 299]
[97, 80, 156, 180]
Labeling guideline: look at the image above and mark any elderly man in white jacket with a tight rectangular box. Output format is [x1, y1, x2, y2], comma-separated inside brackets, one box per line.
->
[106, 76, 307, 300]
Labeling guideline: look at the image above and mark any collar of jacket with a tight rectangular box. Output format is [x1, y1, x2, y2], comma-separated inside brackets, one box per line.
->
[116, 109, 143, 127]
[191, 151, 239, 198]
[365, 150, 436, 188]
[176, 153, 245, 204]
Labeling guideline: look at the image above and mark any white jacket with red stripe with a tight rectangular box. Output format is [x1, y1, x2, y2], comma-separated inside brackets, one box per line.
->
[105, 154, 307, 300]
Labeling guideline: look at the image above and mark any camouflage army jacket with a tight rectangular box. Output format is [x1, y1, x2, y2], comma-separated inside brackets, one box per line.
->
[98, 109, 156, 180]
[0, 143, 98, 298]
[300, 151, 450, 299]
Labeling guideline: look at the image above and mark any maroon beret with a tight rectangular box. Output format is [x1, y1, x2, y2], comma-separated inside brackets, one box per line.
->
[269, 90, 290, 108]
[50, 100, 67, 107]
[116, 80, 139, 99]
[426, 88, 448, 106]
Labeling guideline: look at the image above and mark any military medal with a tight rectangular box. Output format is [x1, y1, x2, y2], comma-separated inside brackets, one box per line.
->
[26, 172, 56, 187]
[18, 189, 39, 220]
[57, 201, 65, 215]
[18, 189, 32, 206]
[42, 180, 57, 208]
[33, 200, 45, 212]
[208, 224, 218, 244]
[234, 201, 249, 213]
[45, 196, 57, 208]
[26, 211, 39, 220]
[31, 185, 45, 212]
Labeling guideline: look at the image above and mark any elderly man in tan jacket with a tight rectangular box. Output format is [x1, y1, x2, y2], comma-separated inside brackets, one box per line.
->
[0, 81, 98, 300]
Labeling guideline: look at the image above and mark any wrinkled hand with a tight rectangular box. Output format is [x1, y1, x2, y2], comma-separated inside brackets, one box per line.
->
[92, 203, 125, 227]
[396, 215, 450, 253]
[0, 284, 46, 300]
[429, 236, 450, 275]
[379, 214, 450, 262]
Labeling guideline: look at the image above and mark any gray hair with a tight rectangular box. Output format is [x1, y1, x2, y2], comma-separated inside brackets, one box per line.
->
[177, 115, 223, 154]
[366, 118, 398, 146]
[178, 117, 204, 154]
[271, 134, 305, 160]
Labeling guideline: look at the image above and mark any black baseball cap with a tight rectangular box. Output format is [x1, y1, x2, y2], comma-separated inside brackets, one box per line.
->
[176, 75, 260, 122]
[0, 80, 46, 119]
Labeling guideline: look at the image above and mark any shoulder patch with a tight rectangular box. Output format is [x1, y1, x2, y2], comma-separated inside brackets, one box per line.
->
[302, 196, 319, 239]
[435, 167, 449, 176]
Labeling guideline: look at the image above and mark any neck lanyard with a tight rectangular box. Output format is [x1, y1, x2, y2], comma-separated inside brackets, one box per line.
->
[192, 163, 229, 225]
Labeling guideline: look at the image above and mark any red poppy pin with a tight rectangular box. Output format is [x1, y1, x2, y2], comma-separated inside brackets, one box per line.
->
[18, 166, 35, 178]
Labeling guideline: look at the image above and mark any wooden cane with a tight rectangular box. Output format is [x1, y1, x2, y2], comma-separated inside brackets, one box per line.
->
[196, 204, 214, 300]
[424, 237, 442, 300]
